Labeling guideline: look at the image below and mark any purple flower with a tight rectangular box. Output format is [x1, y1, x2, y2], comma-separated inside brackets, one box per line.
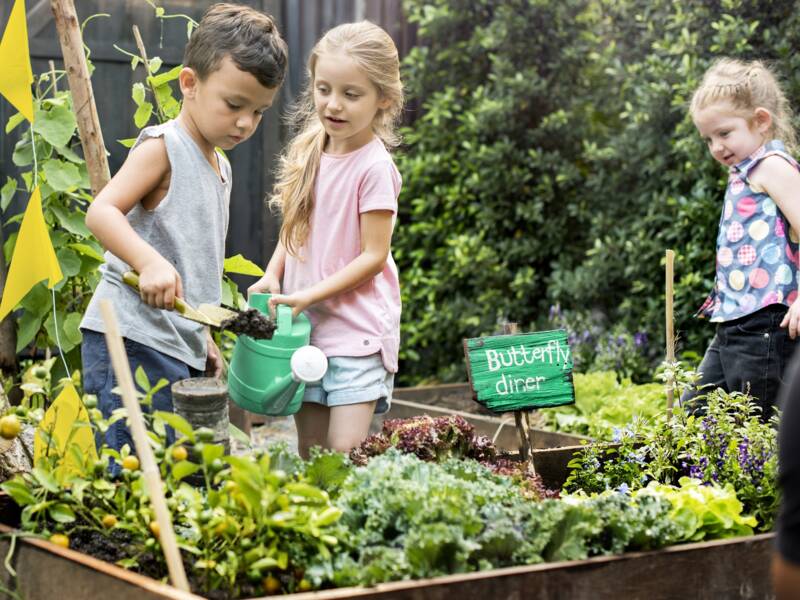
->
[617, 483, 630, 495]
[634, 332, 648, 348]
[689, 464, 704, 479]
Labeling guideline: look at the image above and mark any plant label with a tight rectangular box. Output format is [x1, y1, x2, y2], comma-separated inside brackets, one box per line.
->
[463, 329, 575, 413]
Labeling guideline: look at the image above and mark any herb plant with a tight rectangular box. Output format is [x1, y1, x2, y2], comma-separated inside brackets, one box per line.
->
[564, 388, 778, 531]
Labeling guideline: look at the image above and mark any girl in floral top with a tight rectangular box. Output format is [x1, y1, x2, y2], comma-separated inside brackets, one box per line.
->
[684, 58, 800, 419]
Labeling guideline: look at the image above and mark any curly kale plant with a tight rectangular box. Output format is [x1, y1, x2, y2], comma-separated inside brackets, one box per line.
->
[325, 451, 705, 587]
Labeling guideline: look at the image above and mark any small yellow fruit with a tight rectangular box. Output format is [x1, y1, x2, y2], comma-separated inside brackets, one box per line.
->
[171, 446, 188, 461]
[262, 575, 281, 594]
[214, 520, 229, 536]
[121, 455, 140, 471]
[49, 533, 69, 548]
[0, 415, 21, 440]
[101, 514, 118, 529]
[149, 521, 161, 538]
[297, 579, 312, 592]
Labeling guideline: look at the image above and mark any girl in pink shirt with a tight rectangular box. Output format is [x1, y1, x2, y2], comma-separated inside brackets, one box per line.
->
[249, 22, 403, 458]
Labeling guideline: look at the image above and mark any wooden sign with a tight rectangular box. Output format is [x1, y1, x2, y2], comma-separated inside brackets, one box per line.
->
[463, 329, 575, 414]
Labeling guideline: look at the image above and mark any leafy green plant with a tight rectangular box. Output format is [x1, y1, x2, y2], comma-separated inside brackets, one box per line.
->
[4, 72, 103, 367]
[633, 477, 757, 541]
[1, 374, 341, 598]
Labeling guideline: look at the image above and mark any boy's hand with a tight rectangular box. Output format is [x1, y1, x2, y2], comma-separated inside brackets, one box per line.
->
[268, 290, 313, 318]
[138, 257, 183, 310]
[781, 300, 800, 339]
[247, 272, 281, 298]
[205, 332, 223, 378]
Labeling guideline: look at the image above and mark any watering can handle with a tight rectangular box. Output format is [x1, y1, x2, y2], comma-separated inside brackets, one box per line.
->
[276, 304, 293, 335]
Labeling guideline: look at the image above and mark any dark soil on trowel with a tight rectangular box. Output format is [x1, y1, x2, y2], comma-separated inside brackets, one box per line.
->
[220, 308, 276, 340]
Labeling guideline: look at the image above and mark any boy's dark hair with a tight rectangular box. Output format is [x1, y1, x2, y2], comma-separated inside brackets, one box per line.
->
[184, 3, 288, 89]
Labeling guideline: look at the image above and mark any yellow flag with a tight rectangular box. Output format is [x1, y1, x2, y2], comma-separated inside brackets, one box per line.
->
[0, 187, 63, 321]
[0, 0, 34, 122]
[34, 382, 99, 481]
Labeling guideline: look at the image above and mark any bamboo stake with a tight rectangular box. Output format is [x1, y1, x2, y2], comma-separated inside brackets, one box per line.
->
[48, 60, 57, 94]
[99, 300, 190, 592]
[665, 250, 676, 411]
[50, 0, 110, 196]
[132, 25, 165, 119]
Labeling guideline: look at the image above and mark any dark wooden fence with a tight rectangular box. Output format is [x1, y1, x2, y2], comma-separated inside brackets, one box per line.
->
[0, 0, 414, 279]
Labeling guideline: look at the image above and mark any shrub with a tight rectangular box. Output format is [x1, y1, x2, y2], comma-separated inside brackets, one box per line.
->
[395, 0, 800, 384]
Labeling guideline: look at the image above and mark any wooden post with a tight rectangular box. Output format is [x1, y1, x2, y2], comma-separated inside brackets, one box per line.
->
[50, 0, 110, 196]
[503, 322, 536, 472]
[665, 250, 676, 411]
[98, 301, 190, 593]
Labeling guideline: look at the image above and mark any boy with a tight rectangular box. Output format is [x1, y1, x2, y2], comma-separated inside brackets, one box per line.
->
[80, 3, 287, 455]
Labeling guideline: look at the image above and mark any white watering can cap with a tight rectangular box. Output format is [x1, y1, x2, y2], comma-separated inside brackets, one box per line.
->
[290, 345, 328, 383]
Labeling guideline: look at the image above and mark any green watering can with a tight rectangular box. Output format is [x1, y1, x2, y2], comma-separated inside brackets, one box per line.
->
[228, 293, 328, 416]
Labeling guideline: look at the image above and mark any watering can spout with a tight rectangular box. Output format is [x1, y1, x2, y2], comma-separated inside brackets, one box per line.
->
[265, 373, 304, 415]
[261, 345, 329, 414]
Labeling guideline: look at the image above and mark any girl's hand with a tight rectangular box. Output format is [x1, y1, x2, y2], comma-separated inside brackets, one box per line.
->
[205, 331, 224, 378]
[781, 300, 800, 339]
[247, 272, 281, 298]
[269, 290, 314, 318]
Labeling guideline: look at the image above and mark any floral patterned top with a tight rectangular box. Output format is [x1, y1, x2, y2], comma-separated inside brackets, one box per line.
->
[698, 140, 800, 322]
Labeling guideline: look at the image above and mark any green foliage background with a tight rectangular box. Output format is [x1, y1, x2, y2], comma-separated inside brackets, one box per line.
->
[394, 0, 800, 384]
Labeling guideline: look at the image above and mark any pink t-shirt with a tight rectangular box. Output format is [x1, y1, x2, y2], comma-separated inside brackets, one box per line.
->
[283, 137, 402, 372]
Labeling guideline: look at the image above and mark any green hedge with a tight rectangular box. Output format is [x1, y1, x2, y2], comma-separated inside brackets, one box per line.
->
[394, 0, 800, 384]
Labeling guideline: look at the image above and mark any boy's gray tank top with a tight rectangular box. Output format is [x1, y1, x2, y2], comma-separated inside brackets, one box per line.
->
[81, 120, 231, 370]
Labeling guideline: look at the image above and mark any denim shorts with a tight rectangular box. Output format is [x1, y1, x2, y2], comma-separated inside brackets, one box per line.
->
[81, 329, 201, 458]
[681, 305, 798, 420]
[302, 353, 393, 414]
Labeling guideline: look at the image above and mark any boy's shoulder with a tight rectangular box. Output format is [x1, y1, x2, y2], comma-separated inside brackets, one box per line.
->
[131, 120, 179, 153]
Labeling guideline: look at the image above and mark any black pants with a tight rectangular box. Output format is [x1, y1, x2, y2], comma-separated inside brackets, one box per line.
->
[681, 305, 798, 420]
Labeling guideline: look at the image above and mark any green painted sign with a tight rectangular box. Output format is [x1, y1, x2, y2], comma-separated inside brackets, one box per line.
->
[463, 329, 575, 413]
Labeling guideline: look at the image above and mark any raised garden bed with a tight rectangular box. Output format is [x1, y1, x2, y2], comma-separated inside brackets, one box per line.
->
[0, 520, 774, 599]
[0, 437, 775, 600]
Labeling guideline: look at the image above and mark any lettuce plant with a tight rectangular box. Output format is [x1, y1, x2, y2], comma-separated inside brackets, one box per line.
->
[350, 415, 556, 499]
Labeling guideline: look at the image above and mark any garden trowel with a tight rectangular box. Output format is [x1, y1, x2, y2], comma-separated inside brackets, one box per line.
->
[122, 271, 276, 339]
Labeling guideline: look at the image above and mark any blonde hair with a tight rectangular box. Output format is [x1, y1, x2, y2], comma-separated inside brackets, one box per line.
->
[690, 58, 797, 153]
[270, 21, 404, 256]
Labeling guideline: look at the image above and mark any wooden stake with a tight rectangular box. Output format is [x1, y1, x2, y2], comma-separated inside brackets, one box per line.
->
[503, 322, 537, 473]
[98, 301, 190, 593]
[665, 250, 676, 411]
[50, 0, 110, 196]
